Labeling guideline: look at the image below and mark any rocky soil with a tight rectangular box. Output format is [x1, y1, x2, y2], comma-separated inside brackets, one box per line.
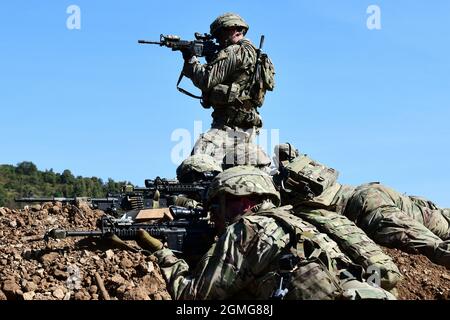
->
[0, 203, 171, 300]
[382, 247, 450, 300]
[0, 202, 449, 300]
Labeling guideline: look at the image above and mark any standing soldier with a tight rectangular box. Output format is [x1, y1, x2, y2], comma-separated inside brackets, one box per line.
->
[181, 13, 275, 166]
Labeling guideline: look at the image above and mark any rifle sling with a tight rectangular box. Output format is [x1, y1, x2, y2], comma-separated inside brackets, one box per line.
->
[176, 72, 202, 99]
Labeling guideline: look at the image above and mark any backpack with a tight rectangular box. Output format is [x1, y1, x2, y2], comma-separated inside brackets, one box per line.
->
[249, 52, 275, 107]
[279, 155, 339, 200]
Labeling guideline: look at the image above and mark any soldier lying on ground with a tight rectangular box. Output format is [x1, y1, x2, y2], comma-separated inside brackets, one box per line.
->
[220, 145, 401, 291]
[136, 166, 396, 299]
[273, 143, 450, 268]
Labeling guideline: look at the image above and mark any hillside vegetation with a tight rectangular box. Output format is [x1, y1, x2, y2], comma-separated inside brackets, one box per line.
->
[0, 161, 128, 208]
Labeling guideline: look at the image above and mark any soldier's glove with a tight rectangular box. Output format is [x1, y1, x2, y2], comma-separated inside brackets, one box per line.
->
[181, 48, 194, 61]
[136, 229, 164, 253]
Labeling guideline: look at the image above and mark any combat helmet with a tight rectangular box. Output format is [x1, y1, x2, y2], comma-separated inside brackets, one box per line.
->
[222, 143, 271, 170]
[210, 13, 249, 38]
[207, 165, 280, 206]
[176, 154, 223, 183]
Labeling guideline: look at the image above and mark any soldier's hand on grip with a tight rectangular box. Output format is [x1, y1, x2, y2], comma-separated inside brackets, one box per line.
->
[136, 229, 164, 253]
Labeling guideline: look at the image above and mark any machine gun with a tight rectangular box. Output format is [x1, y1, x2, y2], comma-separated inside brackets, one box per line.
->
[14, 175, 212, 216]
[14, 196, 122, 215]
[45, 206, 216, 263]
[117, 175, 213, 210]
[138, 33, 219, 61]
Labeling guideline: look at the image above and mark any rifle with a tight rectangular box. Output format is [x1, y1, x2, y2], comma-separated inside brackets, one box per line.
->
[138, 33, 219, 61]
[138, 33, 220, 99]
[15, 196, 122, 215]
[45, 206, 216, 262]
[15, 177, 213, 219]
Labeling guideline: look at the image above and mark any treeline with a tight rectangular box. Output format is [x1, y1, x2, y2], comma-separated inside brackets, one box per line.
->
[0, 161, 130, 208]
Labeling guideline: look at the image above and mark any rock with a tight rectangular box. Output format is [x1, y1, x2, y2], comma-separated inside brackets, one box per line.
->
[441, 273, 450, 281]
[116, 285, 127, 295]
[40, 252, 60, 267]
[23, 249, 33, 260]
[24, 281, 38, 293]
[0, 208, 6, 216]
[89, 285, 98, 294]
[2, 279, 21, 300]
[53, 269, 69, 280]
[15, 217, 25, 227]
[36, 268, 45, 277]
[109, 274, 125, 287]
[141, 275, 160, 296]
[135, 262, 154, 276]
[22, 291, 35, 300]
[120, 257, 133, 269]
[51, 206, 61, 214]
[30, 204, 42, 212]
[63, 292, 71, 300]
[91, 293, 99, 300]
[152, 293, 163, 300]
[105, 250, 114, 260]
[123, 287, 150, 300]
[0, 290, 7, 300]
[74, 291, 90, 300]
[9, 220, 17, 228]
[45, 216, 57, 224]
[53, 288, 65, 300]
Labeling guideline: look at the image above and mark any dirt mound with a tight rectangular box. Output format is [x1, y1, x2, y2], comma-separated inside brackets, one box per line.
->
[381, 247, 450, 300]
[0, 203, 171, 300]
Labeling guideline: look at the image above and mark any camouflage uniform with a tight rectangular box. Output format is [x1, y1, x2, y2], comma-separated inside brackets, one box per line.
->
[274, 148, 450, 269]
[335, 183, 450, 267]
[153, 166, 395, 300]
[183, 13, 270, 167]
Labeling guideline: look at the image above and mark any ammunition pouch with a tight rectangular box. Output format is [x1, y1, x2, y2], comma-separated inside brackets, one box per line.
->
[211, 106, 262, 130]
[205, 83, 241, 107]
[280, 155, 339, 201]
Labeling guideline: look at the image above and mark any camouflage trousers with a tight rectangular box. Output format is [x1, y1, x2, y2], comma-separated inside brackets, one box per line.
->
[191, 127, 271, 170]
[342, 183, 450, 267]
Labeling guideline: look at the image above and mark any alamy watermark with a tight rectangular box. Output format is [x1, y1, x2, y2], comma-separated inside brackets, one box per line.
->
[66, 264, 82, 290]
[66, 5, 81, 30]
[367, 5, 382, 30]
[170, 120, 281, 167]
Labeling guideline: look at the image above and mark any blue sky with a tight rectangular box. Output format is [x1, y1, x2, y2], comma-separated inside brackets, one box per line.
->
[0, 1, 449, 206]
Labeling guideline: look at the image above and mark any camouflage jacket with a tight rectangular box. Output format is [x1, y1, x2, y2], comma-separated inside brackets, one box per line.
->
[183, 38, 262, 129]
[153, 203, 390, 300]
[183, 38, 256, 97]
[153, 204, 290, 299]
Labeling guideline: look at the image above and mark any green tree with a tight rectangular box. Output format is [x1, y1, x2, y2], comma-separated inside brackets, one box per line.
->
[16, 161, 38, 175]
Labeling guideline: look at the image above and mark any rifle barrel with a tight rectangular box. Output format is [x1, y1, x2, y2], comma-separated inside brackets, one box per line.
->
[138, 40, 162, 45]
[65, 230, 103, 237]
[15, 197, 75, 203]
